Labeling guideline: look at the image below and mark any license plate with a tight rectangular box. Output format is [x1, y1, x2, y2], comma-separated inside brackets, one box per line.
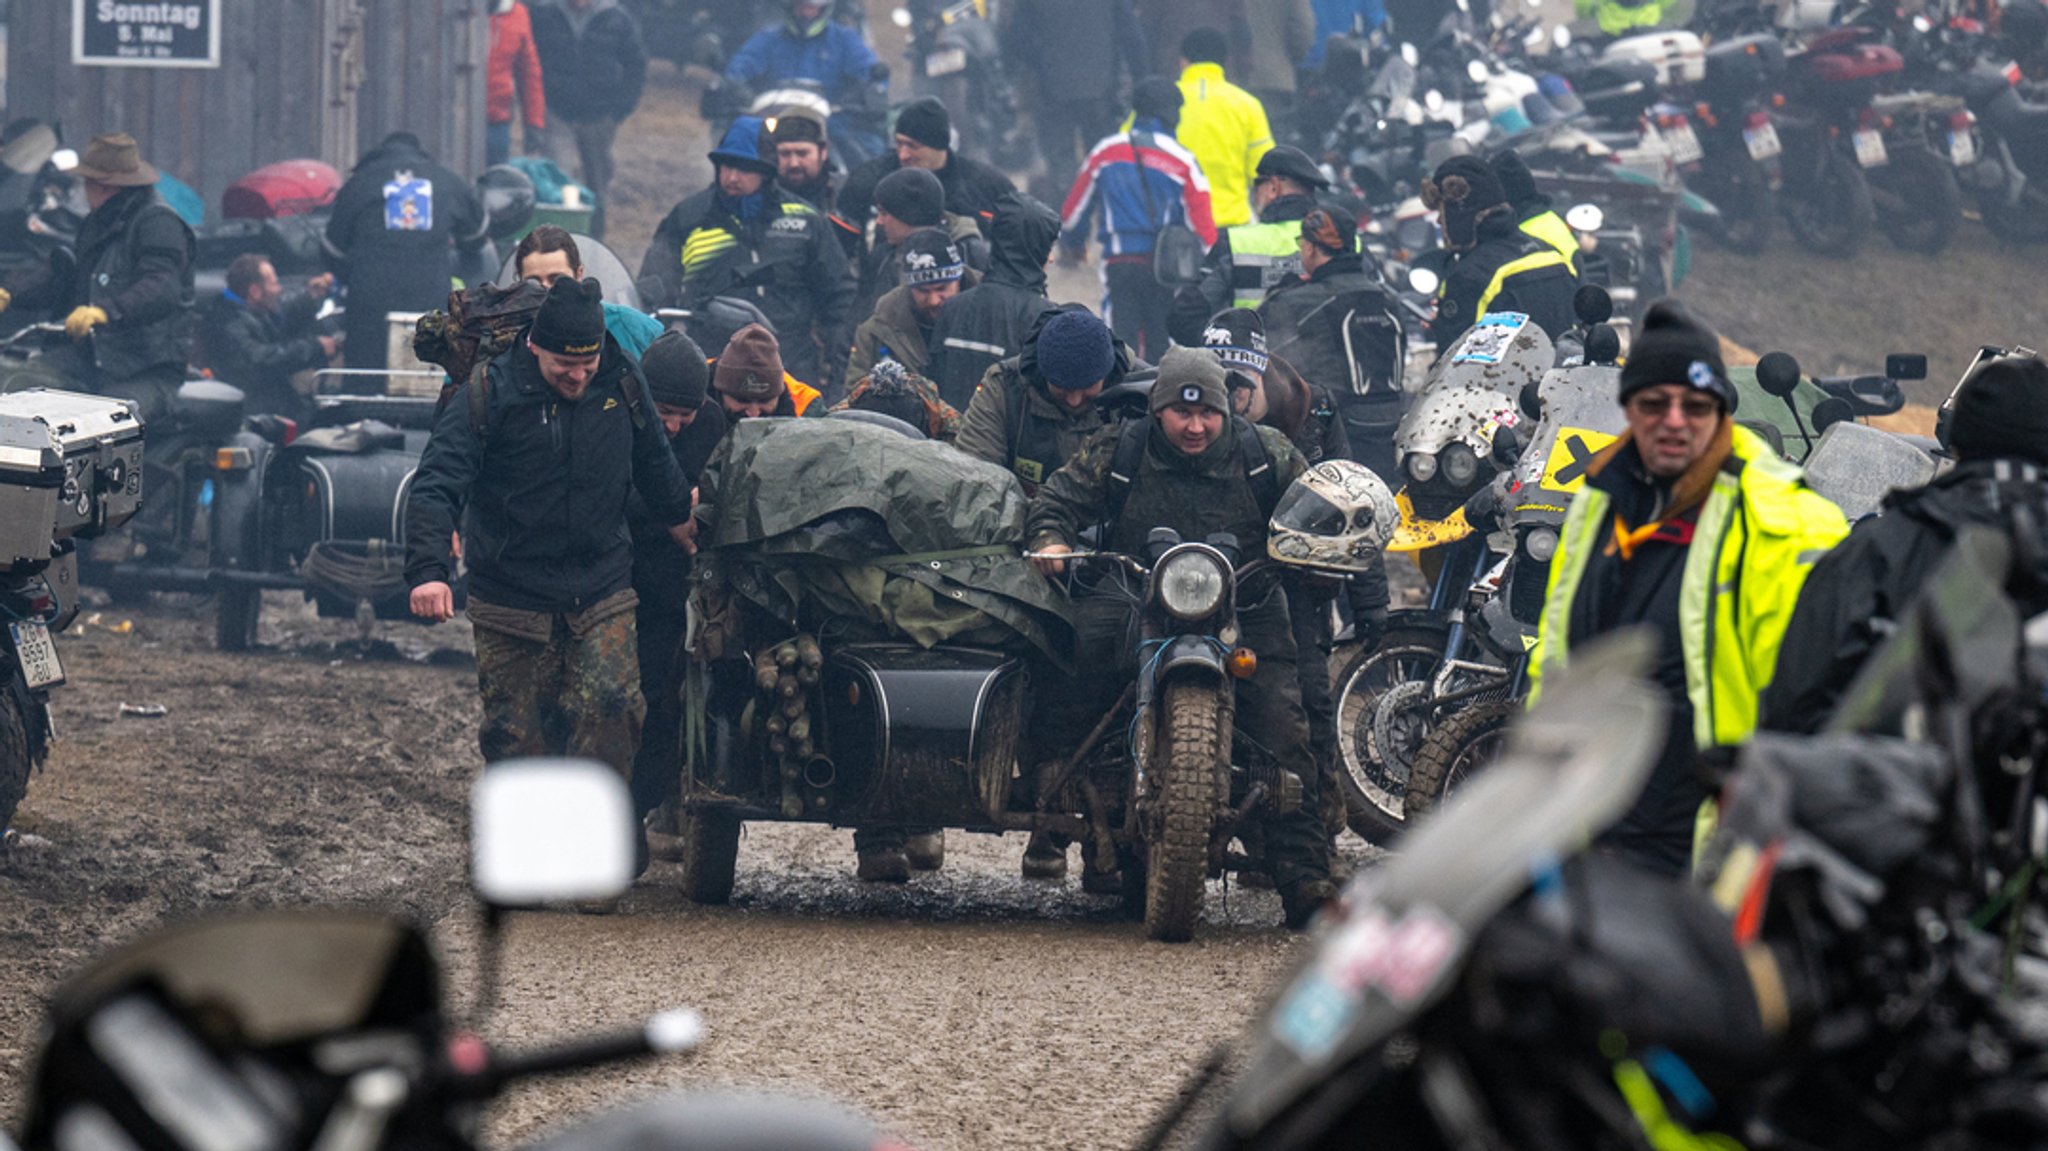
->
[1950, 130, 1977, 167]
[1666, 122, 1705, 165]
[1743, 122, 1782, 160]
[11, 622, 62, 689]
[924, 47, 967, 77]
[1853, 128, 1888, 168]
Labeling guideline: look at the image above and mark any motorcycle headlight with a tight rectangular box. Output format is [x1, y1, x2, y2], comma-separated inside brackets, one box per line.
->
[1441, 443, 1480, 488]
[1523, 526, 1559, 563]
[1406, 452, 1438, 483]
[1157, 550, 1229, 621]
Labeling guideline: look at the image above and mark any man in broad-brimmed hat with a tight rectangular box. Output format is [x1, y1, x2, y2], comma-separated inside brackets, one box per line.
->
[0, 132, 194, 424]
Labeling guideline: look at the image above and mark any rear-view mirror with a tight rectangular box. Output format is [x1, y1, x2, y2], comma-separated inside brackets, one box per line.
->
[1886, 353, 1928, 381]
[1573, 284, 1614, 325]
[1756, 350, 1803, 398]
[1565, 202, 1604, 233]
[472, 758, 635, 907]
[1811, 397, 1856, 434]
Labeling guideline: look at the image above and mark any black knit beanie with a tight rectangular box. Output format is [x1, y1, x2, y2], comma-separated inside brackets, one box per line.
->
[1132, 77, 1184, 132]
[639, 329, 709, 409]
[1201, 307, 1269, 374]
[1490, 149, 1547, 213]
[1618, 300, 1736, 411]
[894, 97, 952, 151]
[1423, 155, 1510, 251]
[875, 166, 946, 227]
[1949, 354, 2048, 466]
[529, 276, 606, 357]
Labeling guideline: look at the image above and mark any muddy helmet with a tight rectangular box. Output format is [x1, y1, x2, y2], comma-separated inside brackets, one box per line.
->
[1267, 459, 1399, 573]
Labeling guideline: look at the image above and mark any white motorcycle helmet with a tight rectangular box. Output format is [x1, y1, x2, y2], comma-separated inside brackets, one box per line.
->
[1268, 459, 1399, 573]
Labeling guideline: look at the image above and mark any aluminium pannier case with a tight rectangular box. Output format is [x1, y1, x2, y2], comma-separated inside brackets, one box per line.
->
[0, 389, 143, 569]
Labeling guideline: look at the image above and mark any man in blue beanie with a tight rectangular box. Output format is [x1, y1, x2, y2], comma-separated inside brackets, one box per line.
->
[638, 115, 857, 395]
[956, 305, 1135, 495]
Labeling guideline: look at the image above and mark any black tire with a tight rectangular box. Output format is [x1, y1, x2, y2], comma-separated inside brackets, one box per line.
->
[1782, 145, 1874, 258]
[1143, 679, 1227, 943]
[0, 688, 30, 840]
[1873, 146, 1961, 254]
[1977, 185, 2048, 244]
[1332, 623, 1449, 845]
[216, 587, 260, 652]
[679, 809, 742, 905]
[1404, 699, 1517, 821]
[1703, 154, 1774, 255]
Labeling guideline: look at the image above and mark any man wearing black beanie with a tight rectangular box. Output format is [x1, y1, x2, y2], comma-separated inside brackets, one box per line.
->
[837, 95, 1017, 253]
[405, 278, 697, 898]
[1422, 154, 1577, 348]
[1532, 300, 1846, 876]
[1767, 351, 2048, 733]
[630, 329, 728, 855]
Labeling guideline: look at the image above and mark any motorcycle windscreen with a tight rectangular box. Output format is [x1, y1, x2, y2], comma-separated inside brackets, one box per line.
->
[494, 232, 643, 311]
[1511, 365, 1627, 506]
[1799, 420, 1940, 524]
[43, 910, 437, 1047]
[1220, 630, 1669, 1137]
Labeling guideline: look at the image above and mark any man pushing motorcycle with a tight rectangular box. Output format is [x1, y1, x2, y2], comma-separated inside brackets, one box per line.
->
[1025, 347, 1337, 928]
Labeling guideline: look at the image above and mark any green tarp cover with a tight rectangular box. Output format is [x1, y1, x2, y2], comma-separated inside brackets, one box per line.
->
[696, 417, 1074, 662]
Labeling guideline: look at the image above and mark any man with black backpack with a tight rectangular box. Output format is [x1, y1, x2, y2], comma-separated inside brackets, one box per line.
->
[404, 279, 695, 902]
[1024, 346, 1338, 928]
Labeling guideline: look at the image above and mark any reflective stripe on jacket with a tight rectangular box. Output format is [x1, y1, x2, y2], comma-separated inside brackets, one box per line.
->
[1520, 210, 1580, 275]
[1530, 425, 1848, 749]
[1475, 247, 1574, 319]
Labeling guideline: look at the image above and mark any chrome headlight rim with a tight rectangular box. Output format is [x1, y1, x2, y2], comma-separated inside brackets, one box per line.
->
[1156, 548, 1230, 621]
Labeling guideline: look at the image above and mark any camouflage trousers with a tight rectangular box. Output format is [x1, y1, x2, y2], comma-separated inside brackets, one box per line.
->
[470, 590, 646, 777]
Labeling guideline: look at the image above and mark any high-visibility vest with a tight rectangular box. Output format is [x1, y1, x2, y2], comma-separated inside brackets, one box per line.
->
[1225, 219, 1307, 308]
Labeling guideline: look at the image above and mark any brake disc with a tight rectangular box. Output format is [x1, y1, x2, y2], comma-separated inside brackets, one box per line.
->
[1369, 679, 1433, 783]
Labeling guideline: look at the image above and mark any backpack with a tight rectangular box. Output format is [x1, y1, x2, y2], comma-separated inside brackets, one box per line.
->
[1102, 414, 1282, 530]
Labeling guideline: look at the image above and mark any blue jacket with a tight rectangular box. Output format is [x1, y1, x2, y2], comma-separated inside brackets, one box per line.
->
[724, 22, 880, 109]
[1305, 0, 1386, 67]
[1059, 120, 1218, 258]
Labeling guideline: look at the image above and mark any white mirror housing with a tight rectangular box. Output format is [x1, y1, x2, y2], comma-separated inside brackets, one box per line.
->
[472, 758, 636, 906]
[1565, 202, 1605, 233]
[1408, 267, 1442, 295]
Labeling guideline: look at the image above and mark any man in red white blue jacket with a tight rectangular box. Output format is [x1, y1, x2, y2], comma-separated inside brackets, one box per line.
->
[1058, 78, 1217, 362]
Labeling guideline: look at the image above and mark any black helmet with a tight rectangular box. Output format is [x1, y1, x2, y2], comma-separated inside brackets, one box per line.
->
[476, 164, 536, 242]
[785, 0, 831, 38]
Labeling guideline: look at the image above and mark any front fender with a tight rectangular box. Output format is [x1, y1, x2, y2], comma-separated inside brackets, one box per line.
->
[1153, 634, 1230, 684]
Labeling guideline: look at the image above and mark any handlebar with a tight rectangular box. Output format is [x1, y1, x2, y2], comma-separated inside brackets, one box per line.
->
[0, 322, 65, 349]
[447, 1008, 705, 1100]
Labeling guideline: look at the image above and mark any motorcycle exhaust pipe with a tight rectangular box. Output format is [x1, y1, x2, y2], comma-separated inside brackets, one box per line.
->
[802, 755, 836, 790]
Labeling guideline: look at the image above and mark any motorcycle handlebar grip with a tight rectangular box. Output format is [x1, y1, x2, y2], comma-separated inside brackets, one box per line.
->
[461, 1010, 705, 1094]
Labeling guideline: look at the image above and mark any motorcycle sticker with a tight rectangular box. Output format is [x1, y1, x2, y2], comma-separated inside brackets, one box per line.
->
[383, 171, 434, 232]
[1451, 312, 1529, 365]
[1272, 904, 1465, 1061]
[1539, 427, 1620, 495]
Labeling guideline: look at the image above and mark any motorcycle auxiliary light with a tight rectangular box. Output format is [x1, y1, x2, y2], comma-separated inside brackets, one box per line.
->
[1158, 551, 1228, 620]
[1524, 526, 1560, 563]
[1441, 442, 1480, 487]
[1406, 452, 1439, 483]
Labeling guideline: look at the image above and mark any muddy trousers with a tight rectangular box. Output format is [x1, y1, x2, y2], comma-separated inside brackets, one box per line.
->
[1041, 582, 1333, 890]
[472, 602, 645, 775]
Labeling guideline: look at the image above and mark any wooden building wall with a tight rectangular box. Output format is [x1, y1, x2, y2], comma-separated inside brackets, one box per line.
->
[4, 0, 485, 214]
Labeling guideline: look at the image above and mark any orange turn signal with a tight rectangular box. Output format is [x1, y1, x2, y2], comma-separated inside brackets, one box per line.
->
[215, 447, 254, 471]
[1228, 648, 1258, 679]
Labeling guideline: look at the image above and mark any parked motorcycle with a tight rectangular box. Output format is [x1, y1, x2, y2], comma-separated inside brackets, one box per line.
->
[14, 756, 901, 1151]
[0, 386, 141, 838]
[891, 0, 1031, 173]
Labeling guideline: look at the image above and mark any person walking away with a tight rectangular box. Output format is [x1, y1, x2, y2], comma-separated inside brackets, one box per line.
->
[639, 117, 856, 397]
[529, 0, 646, 241]
[1174, 27, 1274, 230]
[514, 225, 662, 357]
[837, 97, 1017, 245]
[855, 166, 986, 327]
[1763, 354, 2048, 733]
[725, 0, 889, 162]
[1242, 0, 1315, 136]
[1024, 347, 1338, 926]
[711, 322, 824, 421]
[924, 192, 1061, 409]
[1002, 0, 1150, 202]
[325, 131, 486, 373]
[405, 278, 695, 895]
[767, 106, 863, 261]
[628, 330, 728, 850]
[487, 0, 547, 168]
[1059, 78, 1217, 362]
[1167, 144, 1328, 346]
[1421, 155, 1576, 349]
[1529, 302, 1846, 876]
[1256, 206, 1404, 481]
[846, 229, 977, 387]
[200, 255, 336, 423]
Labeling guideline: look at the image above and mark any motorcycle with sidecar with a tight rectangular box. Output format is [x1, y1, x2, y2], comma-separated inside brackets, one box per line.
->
[676, 413, 1378, 941]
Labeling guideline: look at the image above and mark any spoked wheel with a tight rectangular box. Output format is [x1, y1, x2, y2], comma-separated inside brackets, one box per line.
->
[1140, 679, 1229, 943]
[1403, 699, 1518, 821]
[1782, 144, 1874, 257]
[1873, 146, 1961, 254]
[1331, 622, 1448, 846]
[679, 808, 742, 904]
